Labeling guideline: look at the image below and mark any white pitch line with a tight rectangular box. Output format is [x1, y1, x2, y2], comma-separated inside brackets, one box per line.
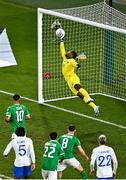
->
[0, 174, 13, 179]
[44, 103, 126, 129]
[0, 89, 126, 130]
[0, 90, 38, 103]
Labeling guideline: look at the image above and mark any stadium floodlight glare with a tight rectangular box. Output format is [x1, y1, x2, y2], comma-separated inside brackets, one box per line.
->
[37, 2, 126, 104]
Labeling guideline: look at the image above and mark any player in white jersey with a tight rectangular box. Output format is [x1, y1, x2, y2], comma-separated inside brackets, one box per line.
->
[90, 134, 118, 179]
[3, 127, 35, 179]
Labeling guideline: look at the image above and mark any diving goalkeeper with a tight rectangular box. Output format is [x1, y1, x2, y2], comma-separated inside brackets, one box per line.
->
[52, 20, 99, 116]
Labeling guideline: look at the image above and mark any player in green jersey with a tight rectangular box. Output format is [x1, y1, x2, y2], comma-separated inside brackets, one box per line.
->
[57, 125, 89, 179]
[42, 132, 64, 180]
[5, 94, 30, 138]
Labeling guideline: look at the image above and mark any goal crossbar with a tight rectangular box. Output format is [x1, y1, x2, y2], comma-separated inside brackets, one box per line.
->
[38, 8, 126, 34]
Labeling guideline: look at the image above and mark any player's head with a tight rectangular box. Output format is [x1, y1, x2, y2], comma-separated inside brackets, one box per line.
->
[13, 94, 20, 102]
[98, 134, 107, 145]
[50, 132, 57, 140]
[66, 51, 77, 59]
[15, 127, 25, 137]
[68, 125, 76, 133]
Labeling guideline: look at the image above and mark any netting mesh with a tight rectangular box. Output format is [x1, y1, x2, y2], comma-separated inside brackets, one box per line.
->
[101, 31, 126, 99]
[55, 2, 126, 29]
[39, 2, 126, 102]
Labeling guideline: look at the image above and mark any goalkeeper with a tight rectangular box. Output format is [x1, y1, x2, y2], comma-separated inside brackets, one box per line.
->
[52, 20, 99, 116]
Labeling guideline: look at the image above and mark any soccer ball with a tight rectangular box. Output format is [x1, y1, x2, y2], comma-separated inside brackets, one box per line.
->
[77, 53, 87, 60]
[56, 28, 65, 38]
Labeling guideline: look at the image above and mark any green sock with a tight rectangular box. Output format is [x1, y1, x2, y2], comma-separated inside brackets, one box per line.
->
[81, 170, 88, 179]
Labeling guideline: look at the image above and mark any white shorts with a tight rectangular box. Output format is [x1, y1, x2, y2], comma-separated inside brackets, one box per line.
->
[42, 169, 57, 180]
[57, 157, 80, 171]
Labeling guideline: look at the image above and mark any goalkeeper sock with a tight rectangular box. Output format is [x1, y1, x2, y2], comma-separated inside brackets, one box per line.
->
[84, 96, 96, 109]
[81, 170, 88, 179]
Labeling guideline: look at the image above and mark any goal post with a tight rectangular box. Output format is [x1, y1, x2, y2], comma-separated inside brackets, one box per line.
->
[37, 2, 126, 104]
[38, 10, 43, 104]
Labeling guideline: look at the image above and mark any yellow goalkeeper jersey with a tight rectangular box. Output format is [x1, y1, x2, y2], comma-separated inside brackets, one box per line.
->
[60, 42, 78, 81]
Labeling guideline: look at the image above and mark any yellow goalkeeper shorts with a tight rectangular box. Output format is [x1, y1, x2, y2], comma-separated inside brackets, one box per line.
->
[67, 74, 80, 95]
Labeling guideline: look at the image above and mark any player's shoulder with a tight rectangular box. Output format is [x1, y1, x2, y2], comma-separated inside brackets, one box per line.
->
[54, 140, 62, 147]
[94, 145, 114, 152]
[11, 138, 16, 144]
[68, 58, 76, 62]
[73, 134, 78, 139]
[7, 104, 14, 110]
[73, 136, 81, 146]
[46, 140, 61, 148]
[54, 140, 63, 150]
[60, 133, 73, 138]
[58, 134, 68, 141]
[73, 135, 80, 141]
[25, 137, 33, 143]
[59, 134, 66, 138]
[20, 104, 27, 108]
[26, 136, 32, 141]
[92, 145, 102, 152]
[105, 145, 115, 152]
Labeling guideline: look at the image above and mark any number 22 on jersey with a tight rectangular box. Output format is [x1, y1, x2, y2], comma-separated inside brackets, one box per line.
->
[98, 155, 112, 167]
[43, 146, 55, 158]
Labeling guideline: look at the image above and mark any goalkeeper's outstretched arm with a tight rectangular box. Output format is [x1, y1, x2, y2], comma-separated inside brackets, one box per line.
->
[51, 20, 66, 60]
[60, 41, 66, 61]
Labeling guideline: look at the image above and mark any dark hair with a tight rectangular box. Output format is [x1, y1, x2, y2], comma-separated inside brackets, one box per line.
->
[68, 125, 76, 131]
[15, 127, 25, 136]
[99, 135, 107, 145]
[66, 51, 77, 59]
[99, 139, 106, 145]
[50, 132, 57, 140]
[13, 94, 20, 101]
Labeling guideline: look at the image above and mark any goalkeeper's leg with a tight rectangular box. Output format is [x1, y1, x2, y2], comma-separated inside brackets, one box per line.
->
[74, 84, 99, 115]
[67, 77, 99, 115]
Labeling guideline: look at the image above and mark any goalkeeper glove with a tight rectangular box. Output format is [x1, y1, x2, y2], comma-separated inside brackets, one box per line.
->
[76, 52, 87, 60]
[60, 36, 64, 42]
[51, 19, 62, 31]
[77, 63, 81, 69]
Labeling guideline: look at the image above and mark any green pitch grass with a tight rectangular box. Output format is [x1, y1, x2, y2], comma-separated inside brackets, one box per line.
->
[0, 0, 126, 179]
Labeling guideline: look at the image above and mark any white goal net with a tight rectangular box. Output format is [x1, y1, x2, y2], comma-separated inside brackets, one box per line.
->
[38, 2, 126, 103]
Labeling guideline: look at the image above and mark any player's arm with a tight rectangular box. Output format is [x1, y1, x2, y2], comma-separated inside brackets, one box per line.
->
[5, 107, 11, 123]
[51, 20, 66, 60]
[77, 146, 89, 161]
[75, 137, 89, 161]
[58, 144, 65, 162]
[71, 59, 80, 69]
[90, 150, 96, 176]
[76, 63, 81, 69]
[29, 139, 36, 171]
[60, 41, 66, 61]
[25, 107, 31, 120]
[3, 140, 13, 157]
[26, 114, 30, 120]
[5, 116, 11, 123]
[111, 149, 118, 178]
